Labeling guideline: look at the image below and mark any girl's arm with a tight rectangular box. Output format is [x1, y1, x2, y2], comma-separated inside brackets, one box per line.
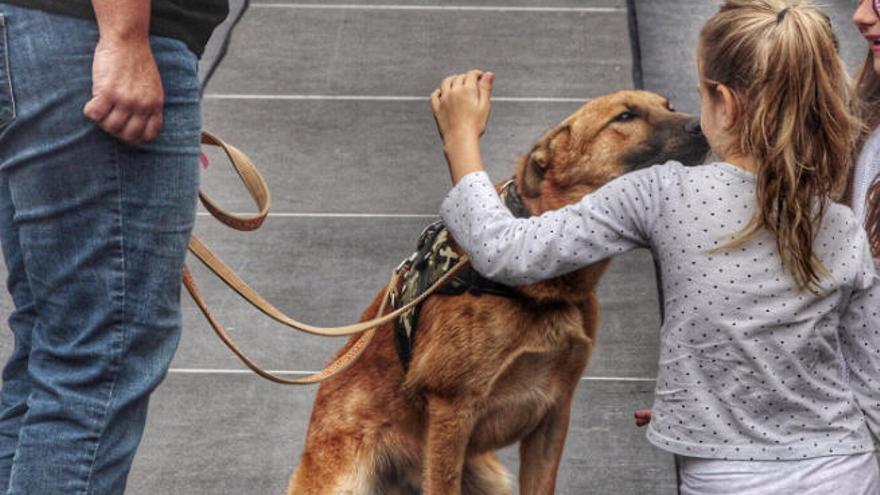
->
[840, 237, 880, 441]
[440, 170, 658, 286]
[431, 71, 660, 286]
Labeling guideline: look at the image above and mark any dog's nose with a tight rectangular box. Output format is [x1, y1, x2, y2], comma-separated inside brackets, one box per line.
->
[685, 119, 703, 137]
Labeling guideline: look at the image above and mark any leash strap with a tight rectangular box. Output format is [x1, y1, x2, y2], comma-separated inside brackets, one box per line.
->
[187, 235, 468, 337]
[183, 264, 386, 385]
[184, 131, 469, 384]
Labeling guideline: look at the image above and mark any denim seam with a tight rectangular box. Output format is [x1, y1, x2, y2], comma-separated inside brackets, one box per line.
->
[82, 139, 127, 495]
[0, 15, 16, 127]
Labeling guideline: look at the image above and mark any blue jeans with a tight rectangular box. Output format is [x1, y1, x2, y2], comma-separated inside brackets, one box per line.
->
[0, 5, 200, 494]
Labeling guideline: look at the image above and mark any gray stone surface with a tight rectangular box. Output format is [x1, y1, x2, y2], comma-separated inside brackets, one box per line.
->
[633, 0, 868, 115]
[202, 4, 631, 97]
[126, 375, 673, 495]
[199, 0, 250, 85]
[199, 99, 588, 214]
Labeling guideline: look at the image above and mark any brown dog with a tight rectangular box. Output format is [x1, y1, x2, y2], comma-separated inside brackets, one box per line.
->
[288, 90, 709, 495]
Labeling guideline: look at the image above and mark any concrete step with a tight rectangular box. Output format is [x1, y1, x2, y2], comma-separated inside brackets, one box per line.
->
[199, 98, 585, 214]
[203, 2, 631, 97]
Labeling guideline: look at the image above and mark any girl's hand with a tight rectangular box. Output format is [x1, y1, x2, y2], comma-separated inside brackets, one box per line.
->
[430, 70, 494, 147]
[634, 409, 652, 427]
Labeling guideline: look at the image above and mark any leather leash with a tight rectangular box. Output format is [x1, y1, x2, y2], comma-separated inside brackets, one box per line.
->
[184, 131, 469, 384]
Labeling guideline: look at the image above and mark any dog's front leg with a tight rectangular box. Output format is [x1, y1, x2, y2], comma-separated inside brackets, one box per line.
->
[518, 400, 573, 495]
[423, 395, 480, 495]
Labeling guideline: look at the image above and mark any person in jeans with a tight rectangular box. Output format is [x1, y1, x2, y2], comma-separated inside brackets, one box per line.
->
[0, 1, 226, 492]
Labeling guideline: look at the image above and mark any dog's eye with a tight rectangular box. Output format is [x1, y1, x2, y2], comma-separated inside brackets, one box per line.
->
[614, 111, 637, 123]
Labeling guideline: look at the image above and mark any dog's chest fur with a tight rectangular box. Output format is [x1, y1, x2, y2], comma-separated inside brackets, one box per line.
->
[471, 302, 592, 451]
[485, 285, 601, 447]
[404, 292, 594, 448]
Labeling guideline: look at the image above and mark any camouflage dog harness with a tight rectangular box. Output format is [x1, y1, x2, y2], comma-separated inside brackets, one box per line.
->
[392, 179, 530, 369]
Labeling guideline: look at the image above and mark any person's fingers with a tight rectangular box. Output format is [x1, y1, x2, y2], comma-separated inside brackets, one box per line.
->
[442, 75, 456, 94]
[142, 112, 164, 143]
[430, 89, 441, 113]
[455, 73, 467, 88]
[465, 70, 480, 89]
[83, 94, 113, 123]
[478, 72, 495, 107]
[141, 94, 164, 117]
[633, 409, 652, 427]
[99, 106, 132, 136]
[119, 113, 149, 144]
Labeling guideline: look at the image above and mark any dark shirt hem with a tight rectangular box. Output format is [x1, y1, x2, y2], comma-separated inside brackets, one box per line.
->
[0, 0, 228, 57]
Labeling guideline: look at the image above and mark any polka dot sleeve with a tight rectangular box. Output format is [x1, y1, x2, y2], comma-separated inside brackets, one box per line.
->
[439, 168, 659, 286]
[839, 232, 880, 441]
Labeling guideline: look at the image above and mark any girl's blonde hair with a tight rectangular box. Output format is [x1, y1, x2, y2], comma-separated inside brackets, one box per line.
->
[853, 50, 880, 257]
[700, 0, 860, 291]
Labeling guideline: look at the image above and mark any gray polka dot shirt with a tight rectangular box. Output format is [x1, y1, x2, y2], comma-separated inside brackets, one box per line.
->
[440, 162, 880, 461]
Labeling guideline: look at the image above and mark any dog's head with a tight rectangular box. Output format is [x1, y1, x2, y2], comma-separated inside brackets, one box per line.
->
[515, 90, 709, 214]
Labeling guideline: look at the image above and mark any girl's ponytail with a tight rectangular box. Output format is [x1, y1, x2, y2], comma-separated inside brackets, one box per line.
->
[701, 0, 860, 291]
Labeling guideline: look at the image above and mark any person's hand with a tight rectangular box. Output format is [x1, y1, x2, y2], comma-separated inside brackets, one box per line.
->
[430, 70, 494, 148]
[634, 409, 652, 427]
[83, 37, 164, 145]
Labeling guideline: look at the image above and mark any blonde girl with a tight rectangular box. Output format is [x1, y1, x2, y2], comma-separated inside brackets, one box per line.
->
[430, 1, 880, 493]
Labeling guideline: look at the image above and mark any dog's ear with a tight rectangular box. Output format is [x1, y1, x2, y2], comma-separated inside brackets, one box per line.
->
[522, 148, 548, 198]
[521, 126, 571, 198]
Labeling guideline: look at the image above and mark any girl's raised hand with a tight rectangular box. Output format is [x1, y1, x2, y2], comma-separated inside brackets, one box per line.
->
[430, 70, 494, 146]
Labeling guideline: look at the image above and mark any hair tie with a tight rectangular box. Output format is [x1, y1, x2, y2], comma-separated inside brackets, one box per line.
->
[777, 7, 790, 23]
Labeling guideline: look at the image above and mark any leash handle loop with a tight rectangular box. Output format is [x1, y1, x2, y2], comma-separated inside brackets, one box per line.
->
[198, 131, 271, 231]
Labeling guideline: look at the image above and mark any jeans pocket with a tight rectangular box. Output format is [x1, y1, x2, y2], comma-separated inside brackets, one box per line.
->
[0, 15, 15, 129]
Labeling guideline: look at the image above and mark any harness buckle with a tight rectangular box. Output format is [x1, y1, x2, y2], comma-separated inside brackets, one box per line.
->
[389, 289, 398, 309]
[395, 252, 417, 274]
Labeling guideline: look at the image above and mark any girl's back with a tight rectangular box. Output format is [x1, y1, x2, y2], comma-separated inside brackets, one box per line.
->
[641, 161, 875, 459]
